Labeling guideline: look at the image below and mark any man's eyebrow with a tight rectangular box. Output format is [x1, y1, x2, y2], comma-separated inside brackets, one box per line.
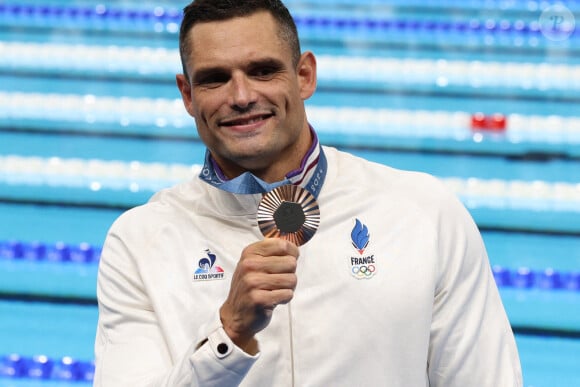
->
[247, 58, 285, 70]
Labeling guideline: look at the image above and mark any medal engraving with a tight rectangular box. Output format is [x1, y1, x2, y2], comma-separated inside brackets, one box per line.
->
[257, 185, 320, 245]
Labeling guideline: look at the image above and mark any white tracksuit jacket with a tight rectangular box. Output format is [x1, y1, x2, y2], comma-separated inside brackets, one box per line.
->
[94, 146, 522, 386]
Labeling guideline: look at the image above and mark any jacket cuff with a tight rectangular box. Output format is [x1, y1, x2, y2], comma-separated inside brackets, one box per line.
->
[190, 314, 259, 385]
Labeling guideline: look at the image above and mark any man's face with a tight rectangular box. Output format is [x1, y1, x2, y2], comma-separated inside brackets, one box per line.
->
[177, 11, 317, 180]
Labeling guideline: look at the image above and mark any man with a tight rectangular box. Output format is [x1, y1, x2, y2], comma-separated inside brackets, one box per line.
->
[94, 0, 522, 386]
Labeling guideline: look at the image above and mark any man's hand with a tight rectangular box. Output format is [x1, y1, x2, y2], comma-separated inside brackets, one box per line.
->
[220, 238, 299, 354]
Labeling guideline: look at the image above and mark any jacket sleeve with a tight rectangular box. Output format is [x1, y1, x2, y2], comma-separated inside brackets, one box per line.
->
[427, 191, 523, 387]
[93, 215, 259, 386]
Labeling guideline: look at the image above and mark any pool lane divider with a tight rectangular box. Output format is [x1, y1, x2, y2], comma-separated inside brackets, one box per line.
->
[0, 243, 98, 302]
[1, 243, 579, 337]
[1, 92, 579, 157]
[0, 3, 578, 44]
[1, 155, 580, 232]
[0, 353, 93, 383]
[493, 266, 580, 291]
[0, 238, 578, 291]
[1, 43, 578, 94]
[2, 155, 580, 208]
[0, 240, 100, 264]
[0, 241, 578, 336]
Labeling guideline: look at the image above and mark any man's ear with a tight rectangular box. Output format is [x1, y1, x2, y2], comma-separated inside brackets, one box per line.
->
[297, 51, 317, 100]
[176, 74, 196, 117]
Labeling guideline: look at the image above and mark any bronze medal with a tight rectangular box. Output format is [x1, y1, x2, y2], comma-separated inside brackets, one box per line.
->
[257, 185, 320, 246]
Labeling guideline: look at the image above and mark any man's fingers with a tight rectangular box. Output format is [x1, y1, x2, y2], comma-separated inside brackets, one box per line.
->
[243, 272, 297, 291]
[238, 254, 297, 275]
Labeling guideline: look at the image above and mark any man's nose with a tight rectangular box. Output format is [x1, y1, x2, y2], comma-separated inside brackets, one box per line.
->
[229, 72, 256, 109]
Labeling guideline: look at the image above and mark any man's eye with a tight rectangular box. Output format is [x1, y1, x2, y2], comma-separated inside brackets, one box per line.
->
[195, 74, 229, 87]
[251, 67, 278, 78]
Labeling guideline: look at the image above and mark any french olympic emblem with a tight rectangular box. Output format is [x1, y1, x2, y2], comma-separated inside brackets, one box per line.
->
[349, 219, 376, 279]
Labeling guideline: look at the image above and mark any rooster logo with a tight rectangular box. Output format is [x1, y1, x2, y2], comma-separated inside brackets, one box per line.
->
[194, 249, 224, 274]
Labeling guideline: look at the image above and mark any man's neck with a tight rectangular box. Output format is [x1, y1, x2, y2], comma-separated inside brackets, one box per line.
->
[199, 126, 326, 197]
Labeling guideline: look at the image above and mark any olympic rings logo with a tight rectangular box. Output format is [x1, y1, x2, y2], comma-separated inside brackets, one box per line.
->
[351, 264, 376, 277]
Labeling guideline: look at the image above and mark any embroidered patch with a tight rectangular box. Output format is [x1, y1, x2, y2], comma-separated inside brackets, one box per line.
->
[193, 249, 225, 281]
[349, 219, 376, 279]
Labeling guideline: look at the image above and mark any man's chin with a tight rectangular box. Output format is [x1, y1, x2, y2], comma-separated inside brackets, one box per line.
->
[228, 150, 280, 171]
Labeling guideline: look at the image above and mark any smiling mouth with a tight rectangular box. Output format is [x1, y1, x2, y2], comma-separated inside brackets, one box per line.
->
[220, 113, 274, 127]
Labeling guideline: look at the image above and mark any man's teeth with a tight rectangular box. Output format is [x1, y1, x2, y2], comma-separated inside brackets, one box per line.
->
[227, 115, 268, 126]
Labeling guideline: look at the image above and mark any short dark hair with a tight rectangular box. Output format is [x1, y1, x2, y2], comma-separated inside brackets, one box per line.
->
[178, 0, 301, 81]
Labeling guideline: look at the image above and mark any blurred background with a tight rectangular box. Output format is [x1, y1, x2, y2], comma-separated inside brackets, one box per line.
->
[0, 0, 579, 385]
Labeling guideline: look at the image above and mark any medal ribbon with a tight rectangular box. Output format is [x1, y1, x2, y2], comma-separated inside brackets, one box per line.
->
[199, 130, 327, 198]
